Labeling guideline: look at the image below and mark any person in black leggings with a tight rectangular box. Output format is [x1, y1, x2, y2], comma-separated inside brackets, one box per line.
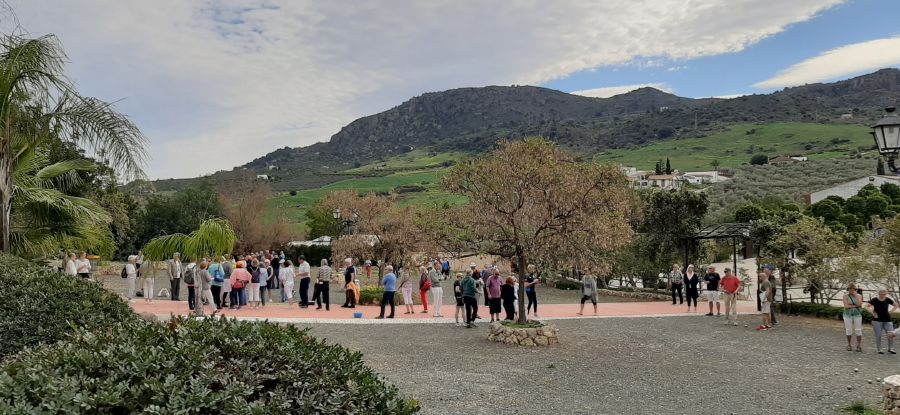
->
[668, 264, 684, 305]
[525, 264, 540, 318]
[683, 264, 700, 312]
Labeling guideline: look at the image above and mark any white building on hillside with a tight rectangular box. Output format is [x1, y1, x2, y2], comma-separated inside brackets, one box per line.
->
[806, 175, 900, 204]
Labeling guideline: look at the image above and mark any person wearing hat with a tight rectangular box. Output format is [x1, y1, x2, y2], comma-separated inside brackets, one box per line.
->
[167, 252, 184, 301]
[297, 256, 311, 308]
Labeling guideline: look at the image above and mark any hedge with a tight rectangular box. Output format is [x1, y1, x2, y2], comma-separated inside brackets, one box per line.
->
[0, 317, 420, 414]
[0, 253, 137, 358]
[777, 302, 900, 325]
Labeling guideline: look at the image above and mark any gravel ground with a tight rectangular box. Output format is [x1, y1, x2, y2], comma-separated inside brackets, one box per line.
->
[297, 315, 892, 415]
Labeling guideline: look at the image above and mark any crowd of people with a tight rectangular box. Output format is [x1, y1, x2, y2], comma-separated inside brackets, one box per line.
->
[60, 249, 900, 354]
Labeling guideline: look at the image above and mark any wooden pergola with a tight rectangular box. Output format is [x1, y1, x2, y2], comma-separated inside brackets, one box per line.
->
[683, 223, 752, 273]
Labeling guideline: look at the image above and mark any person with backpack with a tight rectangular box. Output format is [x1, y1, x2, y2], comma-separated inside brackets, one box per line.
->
[184, 259, 198, 310]
[208, 257, 225, 309]
[248, 259, 262, 309]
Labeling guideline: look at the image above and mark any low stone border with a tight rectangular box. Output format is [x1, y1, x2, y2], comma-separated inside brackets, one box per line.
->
[883, 375, 900, 413]
[487, 321, 559, 346]
[598, 289, 670, 301]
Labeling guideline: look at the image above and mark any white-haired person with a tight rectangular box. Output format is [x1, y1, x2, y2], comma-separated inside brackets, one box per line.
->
[125, 255, 138, 300]
[428, 260, 444, 317]
[279, 260, 296, 306]
[399, 269, 415, 314]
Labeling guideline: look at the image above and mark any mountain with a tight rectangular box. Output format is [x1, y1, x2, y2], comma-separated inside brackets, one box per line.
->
[149, 68, 900, 193]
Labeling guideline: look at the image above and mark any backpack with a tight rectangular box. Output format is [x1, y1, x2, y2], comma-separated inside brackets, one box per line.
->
[121, 266, 128, 279]
[183, 266, 196, 285]
[210, 264, 225, 283]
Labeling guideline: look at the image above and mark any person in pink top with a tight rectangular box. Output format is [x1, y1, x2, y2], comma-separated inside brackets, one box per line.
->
[229, 261, 252, 310]
[486, 269, 503, 322]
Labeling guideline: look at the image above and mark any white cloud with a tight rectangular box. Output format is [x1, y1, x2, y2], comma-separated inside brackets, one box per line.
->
[711, 93, 750, 99]
[755, 36, 900, 89]
[570, 83, 673, 98]
[6, 0, 843, 178]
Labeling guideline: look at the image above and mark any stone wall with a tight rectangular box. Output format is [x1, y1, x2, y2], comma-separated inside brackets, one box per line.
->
[883, 375, 900, 413]
[598, 289, 670, 301]
[487, 321, 558, 346]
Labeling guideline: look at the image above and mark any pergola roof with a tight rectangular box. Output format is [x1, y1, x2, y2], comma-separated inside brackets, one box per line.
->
[688, 223, 751, 240]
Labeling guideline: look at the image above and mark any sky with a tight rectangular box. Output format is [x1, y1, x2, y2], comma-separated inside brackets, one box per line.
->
[7, 0, 900, 179]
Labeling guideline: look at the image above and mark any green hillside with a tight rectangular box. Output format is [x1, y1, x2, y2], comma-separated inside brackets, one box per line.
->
[593, 122, 871, 171]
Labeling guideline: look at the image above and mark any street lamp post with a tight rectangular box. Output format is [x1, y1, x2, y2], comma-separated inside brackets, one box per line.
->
[871, 106, 900, 173]
[332, 208, 358, 235]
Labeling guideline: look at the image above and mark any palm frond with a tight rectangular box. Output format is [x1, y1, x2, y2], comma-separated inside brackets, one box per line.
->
[142, 234, 189, 262]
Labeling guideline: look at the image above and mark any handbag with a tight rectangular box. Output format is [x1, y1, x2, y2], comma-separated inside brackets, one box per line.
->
[422, 279, 432, 291]
[233, 279, 245, 290]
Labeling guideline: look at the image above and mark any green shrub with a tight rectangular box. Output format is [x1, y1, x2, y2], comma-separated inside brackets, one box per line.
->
[0, 317, 419, 414]
[553, 279, 580, 290]
[777, 302, 900, 325]
[0, 254, 137, 358]
[358, 286, 400, 305]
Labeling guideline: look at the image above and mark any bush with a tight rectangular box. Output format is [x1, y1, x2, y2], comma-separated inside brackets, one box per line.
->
[282, 244, 332, 266]
[0, 254, 137, 358]
[553, 279, 580, 290]
[750, 154, 769, 165]
[358, 286, 401, 305]
[777, 302, 900, 325]
[0, 317, 419, 414]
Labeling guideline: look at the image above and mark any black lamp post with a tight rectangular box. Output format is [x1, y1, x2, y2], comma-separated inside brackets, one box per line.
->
[332, 208, 358, 235]
[871, 106, 900, 173]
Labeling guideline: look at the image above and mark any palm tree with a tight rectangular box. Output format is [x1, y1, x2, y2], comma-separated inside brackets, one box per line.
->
[10, 142, 113, 258]
[0, 33, 147, 252]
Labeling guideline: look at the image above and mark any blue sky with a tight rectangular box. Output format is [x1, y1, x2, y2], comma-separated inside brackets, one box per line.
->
[547, 0, 900, 98]
[7, 0, 900, 179]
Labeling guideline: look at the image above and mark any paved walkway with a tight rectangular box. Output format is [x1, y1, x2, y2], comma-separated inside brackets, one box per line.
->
[130, 300, 762, 324]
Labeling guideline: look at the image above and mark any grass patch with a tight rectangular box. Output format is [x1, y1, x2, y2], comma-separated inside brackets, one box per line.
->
[593, 122, 870, 171]
[842, 400, 881, 414]
[500, 321, 544, 329]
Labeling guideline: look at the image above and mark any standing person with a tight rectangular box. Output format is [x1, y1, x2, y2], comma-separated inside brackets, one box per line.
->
[259, 259, 271, 307]
[668, 264, 684, 305]
[248, 259, 261, 309]
[135, 251, 144, 275]
[461, 270, 478, 328]
[208, 257, 225, 310]
[441, 258, 450, 280]
[843, 283, 864, 352]
[428, 261, 444, 317]
[315, 259, 332, 310]
[453, 273, 465, 326]
[757, 272, 773, 331]
[76, 252, 91, 279]
[376, 265, 397, 319]
[525, 264, 540, 319]
[399, 269, 415, 314]
[766, 267, 779, 326]
[229, 261, 251, 310]
[279, 260, 296, 306]
[297, 256, 311, 308]
[577, 267, 599, 316]
[221, 258, 233, 308]
[341, 258, 357, 308]
[418, 266, 431, 314]
[142, 264, 155, 304]
[866, 290, 898, 354]
[486, 269, 503, 322]
[197, 260, 217, 316]
[167, 253, 183, 301]
[365, 260, 373, 280]
[470, 263, 483, 320]
[683, 265, 699, 312]
[270, 256, 281, 303]
[65, 253, 77, 276]
[502, 276, 517, 321]
[720, 268, 741, 325]
[481, 264, 491, 307]
[124, 255, 138, 300]
[703, 266, 721, 316]
[184, 260, 197, 310]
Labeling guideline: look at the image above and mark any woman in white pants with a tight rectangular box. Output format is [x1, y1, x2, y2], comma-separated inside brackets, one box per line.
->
[280, 260, 296, 306]
[843, 283, 864, 352]
[399, 270, 415, 314]
[197, 260, 217, 315]
[125, 255, 138, 300]
[143, 269, 154, 303]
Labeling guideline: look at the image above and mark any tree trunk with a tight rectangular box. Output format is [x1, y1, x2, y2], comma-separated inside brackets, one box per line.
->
[0, 151, 11, 253]
[517, 255, 527, 324]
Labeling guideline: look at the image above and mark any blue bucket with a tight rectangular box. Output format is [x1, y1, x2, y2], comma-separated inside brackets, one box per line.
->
[353, 312, 363, 319]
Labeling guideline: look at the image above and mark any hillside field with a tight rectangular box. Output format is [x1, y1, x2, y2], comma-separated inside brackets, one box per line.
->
[593, 122, 870, 171]
[263, 122, 878, 236]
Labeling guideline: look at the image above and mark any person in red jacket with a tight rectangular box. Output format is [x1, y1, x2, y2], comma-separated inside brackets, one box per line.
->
[720, 268, 742, 325]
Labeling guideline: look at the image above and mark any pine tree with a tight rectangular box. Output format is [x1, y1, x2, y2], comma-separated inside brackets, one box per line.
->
[665, 158, 672, 174]
[654, 161, 662, 175]
[878, 158, 886, 175]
